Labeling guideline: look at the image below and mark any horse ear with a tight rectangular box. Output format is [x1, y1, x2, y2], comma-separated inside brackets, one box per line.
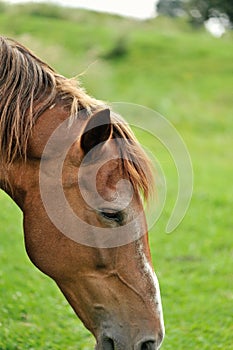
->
[80, 108, 112, 155]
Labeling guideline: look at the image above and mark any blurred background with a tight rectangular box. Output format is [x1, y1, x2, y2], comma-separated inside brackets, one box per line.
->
[0, 0, 232, 349]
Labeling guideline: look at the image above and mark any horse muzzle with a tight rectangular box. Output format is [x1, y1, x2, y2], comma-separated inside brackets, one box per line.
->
[95, 330, 164, 350]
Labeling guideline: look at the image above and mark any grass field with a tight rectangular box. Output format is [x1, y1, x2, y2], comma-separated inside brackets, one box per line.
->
[0, 2, 233, 349]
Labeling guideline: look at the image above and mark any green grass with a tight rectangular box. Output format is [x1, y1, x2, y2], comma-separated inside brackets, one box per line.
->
[0, 3, 233, 349]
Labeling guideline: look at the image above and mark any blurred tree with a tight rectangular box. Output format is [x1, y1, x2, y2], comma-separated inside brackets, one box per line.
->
[157, 0, 185, 17]
[188, 0, 233, 26]
[156, 0, 233, 26]
[0, 0, 7, 13]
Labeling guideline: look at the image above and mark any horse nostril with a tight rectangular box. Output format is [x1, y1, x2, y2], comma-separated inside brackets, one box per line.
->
[102, 337, 115, 350]
[140, 340, 156, 350]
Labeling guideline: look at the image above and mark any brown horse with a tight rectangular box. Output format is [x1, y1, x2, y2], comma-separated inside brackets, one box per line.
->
[0, 37, 164, 350]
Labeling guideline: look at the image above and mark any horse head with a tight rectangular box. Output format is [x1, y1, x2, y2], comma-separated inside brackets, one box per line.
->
[0, 37, 165, 350]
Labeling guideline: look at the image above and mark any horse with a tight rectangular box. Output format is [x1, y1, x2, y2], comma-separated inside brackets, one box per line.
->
[0, 37, 164, 350]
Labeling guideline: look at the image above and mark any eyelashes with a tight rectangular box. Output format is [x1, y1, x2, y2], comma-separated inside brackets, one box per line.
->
[99, 210, 124, 224]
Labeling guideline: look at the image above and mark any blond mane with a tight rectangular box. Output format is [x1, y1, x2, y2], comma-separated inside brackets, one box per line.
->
[0, 36, 153, 199]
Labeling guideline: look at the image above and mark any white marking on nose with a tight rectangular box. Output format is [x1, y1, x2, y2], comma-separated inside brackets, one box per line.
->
[137, 241, 165, 338]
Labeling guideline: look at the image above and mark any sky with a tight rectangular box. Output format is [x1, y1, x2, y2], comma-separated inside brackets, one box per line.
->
[6, 0, 158, 19]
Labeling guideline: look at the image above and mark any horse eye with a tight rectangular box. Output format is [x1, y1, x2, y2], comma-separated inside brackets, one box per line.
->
[99, 210, 123, 223]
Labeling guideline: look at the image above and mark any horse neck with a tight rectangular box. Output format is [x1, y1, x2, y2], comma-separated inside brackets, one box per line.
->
[0, 161, 21, 206]
[0, 163, 7, 191]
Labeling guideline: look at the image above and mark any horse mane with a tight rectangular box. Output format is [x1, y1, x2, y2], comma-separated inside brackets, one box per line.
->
[0, 36, 100, 165]
[0, 36, 153, 199]
[111, 113, 154, 200]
